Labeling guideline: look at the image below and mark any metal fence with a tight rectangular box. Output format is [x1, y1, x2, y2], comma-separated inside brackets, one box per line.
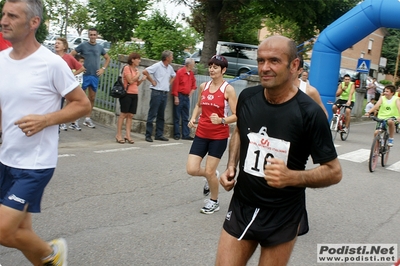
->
[95, 59, 250, 114]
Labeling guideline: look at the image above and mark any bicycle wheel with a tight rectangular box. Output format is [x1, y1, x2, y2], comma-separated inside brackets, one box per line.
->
[381, 137, 390, 167]
[330, 116, 338, 141]
[340, 124, 350, 141]
[369, 135, 380, 172]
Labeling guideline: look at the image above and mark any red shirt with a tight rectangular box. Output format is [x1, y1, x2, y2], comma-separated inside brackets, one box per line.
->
[61, 53, 83, 71]
[171, 66, 196, 96]
[0, 33, 12, 51]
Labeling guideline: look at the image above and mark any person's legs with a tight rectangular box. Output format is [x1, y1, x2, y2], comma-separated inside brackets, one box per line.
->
[155, 94, 168, 138]
[146, 91, 162, 138]
[181, 95, 191, 138]
[258, 237, 298, 266]
[215, 229, 258, 266]
[388, 119, 395, 138]
[0, 205, 52, 265]
[124, 113, 134, 140]
[204, 156, 221, 201]
[116, 112, 127, 142]
[345, 108, 351, 128]
[87, 87, 96, 118]
[173, 99, 182, 139]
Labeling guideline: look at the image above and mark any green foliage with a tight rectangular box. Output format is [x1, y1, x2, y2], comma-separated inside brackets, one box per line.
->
[381, 29, 400, 76]
[135, 10, 200, 64]
[69, 3, 90, 36]
[107, 41, 146, 61]
[262, 16, 301, 41]
[88, 0, 148, 43]
[379, 79, 392, 85]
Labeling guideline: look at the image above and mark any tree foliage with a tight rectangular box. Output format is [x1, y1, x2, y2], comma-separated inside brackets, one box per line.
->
[172, 0, 359, 66]
[381, 28, 400, 76]
[134, 10, 200, 64]
[88, 0, 148, 43]
[69, 3, 90, 36]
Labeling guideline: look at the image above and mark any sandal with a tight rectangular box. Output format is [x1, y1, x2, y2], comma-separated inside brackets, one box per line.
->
[124, 138, 134, 144]
[115, 137, 125, 144]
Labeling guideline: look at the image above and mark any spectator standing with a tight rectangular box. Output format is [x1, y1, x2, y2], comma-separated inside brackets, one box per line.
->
[367, 77, 377, 102]
[172, 58, 197, 140]
[54, 37, 85, 131]
[0, 0, 91, 265]
[70, 28, 110, 129]
[187, 55, 237, 214]
[216, 36, 342, 265]
[115, 52, 147, 144]
[142, 50, 176, 142]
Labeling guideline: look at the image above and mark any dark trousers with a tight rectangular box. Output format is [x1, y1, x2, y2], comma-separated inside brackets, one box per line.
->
[146, 89, 168, 138]
[173, 93, 190, 138]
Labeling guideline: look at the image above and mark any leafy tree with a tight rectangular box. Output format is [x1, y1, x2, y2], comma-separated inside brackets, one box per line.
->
[88, 0, 148, 43]
[44, 0, 79, 36]
[381, 28, 400, 77]
[135, 10, 200, 64]
[69, 3, 91, 36]
[170, 0, 359, 66]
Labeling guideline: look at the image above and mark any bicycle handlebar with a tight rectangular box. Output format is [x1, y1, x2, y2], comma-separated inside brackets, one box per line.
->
[369, 116, 397, 123]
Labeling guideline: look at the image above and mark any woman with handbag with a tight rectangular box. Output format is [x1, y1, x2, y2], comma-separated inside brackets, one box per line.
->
[115, 52, 147, 144]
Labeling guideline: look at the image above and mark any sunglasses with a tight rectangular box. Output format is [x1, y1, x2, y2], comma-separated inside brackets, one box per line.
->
[212, 55, 224, 61]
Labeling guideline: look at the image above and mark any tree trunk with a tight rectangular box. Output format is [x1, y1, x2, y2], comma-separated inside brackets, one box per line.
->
[199, 1, 223, 66]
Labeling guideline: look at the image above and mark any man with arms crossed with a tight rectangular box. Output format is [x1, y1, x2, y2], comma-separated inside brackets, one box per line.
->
[0, 0, 91, 265]
[71, 28, 110, 129]
[216, 36, 342, 266]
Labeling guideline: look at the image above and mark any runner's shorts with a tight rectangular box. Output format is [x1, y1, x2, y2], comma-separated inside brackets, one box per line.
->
[223, 196, 309, 247]
[189, 136, 228, 159]
[0, 163, 54, 213]
[82, 75, 99, 92]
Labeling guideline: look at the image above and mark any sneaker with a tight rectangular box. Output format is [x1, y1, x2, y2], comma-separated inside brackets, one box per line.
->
[43, 238, 68, 266]
[342, 127, 348, 134]
[83, 118, 95, 128]
[200, 199, 220, 214]
[203, 179, 210, 196]
[59, 124, 67, 131]
[68, 122, 81, 131]
[388, 138, 394, 147]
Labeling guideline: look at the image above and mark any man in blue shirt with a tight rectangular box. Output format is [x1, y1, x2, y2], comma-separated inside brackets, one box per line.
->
[142, 50, 176, 142]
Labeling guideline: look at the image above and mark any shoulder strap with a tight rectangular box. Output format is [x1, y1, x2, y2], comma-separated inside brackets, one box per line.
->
[220, 81, 229, 93]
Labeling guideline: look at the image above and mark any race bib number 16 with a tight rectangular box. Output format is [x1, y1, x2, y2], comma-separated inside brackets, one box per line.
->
[244, 127, 290, 178]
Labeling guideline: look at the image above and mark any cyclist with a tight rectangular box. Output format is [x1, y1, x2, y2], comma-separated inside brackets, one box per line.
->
[366, 85, 400, 147]
[332, 74, 355, 133]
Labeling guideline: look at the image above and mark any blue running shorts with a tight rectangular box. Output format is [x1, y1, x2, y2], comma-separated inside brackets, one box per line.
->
[82, 75, 99, 92]
[0, 163, 54, 213]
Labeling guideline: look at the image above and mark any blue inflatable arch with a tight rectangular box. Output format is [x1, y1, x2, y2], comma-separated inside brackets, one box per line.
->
[309, 0, 400, 119]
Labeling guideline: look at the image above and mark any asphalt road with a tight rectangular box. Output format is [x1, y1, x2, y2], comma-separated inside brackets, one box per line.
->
[1, 120, 400, 266]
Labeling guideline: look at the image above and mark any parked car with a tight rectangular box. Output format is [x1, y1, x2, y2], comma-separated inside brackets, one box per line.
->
[67, 36, 89, 52]
[190, 51, 201, 63]
[96, 39, 111, 52]
[216, 41, 258, 76]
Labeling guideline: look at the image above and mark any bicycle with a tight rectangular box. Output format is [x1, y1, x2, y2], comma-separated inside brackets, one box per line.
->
[368, 116, 395, 172]
[329, 104, 350, 141]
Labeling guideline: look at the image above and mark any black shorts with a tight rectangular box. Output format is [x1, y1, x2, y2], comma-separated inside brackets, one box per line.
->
[119, 94, 138, 114]
[189, 135, 228, 159]
[223, 196, 309, 247]
[334, 99, 354, 109]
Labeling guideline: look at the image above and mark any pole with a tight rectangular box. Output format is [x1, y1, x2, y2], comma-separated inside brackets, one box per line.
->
[393, 41, 400, 85]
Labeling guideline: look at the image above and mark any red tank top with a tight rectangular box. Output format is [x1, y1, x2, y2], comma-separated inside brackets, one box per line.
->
[196, 80, 230, 140]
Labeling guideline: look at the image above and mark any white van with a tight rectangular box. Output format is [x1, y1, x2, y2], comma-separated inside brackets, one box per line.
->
[216, 41, 258, 76]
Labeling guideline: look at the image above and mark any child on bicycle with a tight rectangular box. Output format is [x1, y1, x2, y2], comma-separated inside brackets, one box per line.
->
[333, 74, 355, 133]
[366, 85, 400, 147]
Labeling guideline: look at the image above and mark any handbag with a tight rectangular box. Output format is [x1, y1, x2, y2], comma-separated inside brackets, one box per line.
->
[110, 66, 128, 98]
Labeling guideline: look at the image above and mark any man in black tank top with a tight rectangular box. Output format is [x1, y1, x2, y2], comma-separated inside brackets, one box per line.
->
[215, 36, 342, 266]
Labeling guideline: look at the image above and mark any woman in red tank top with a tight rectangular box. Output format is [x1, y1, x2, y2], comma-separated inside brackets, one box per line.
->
[186, 55, 237, 214]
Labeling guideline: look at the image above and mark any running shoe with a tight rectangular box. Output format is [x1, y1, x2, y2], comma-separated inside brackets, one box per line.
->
[200, 199, 220, 214]
[43, 238, 68, 266]
[68, 122, 81, 131]
[83, 118, 95, 128]
[388, 138, 394, 147]
[59, 124, 67, 131]
[203, 179, 210, 196]
[343, 127, 348, 134]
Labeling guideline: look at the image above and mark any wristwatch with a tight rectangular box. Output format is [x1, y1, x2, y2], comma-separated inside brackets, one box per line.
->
[221, 118, 226, 125]
[102, 67, 106, 70]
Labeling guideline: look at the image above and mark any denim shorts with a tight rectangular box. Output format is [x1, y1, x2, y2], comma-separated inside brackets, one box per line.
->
[82, 75, 99, 92]
[0, 163, 54, 213]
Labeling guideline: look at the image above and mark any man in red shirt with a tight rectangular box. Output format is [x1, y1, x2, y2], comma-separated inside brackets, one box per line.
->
[172, 58, 197, 140]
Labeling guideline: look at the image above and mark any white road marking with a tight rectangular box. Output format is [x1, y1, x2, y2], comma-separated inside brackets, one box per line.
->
[151, 143, 183, 147]
[94, 147, 140, 153]
[387, 161, 400, 172]
[338, 149, 370, 163]
[58, 154, 76, 157]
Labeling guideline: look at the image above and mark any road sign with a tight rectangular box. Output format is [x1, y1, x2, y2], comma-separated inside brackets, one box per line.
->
[356, 58, 370, 73]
